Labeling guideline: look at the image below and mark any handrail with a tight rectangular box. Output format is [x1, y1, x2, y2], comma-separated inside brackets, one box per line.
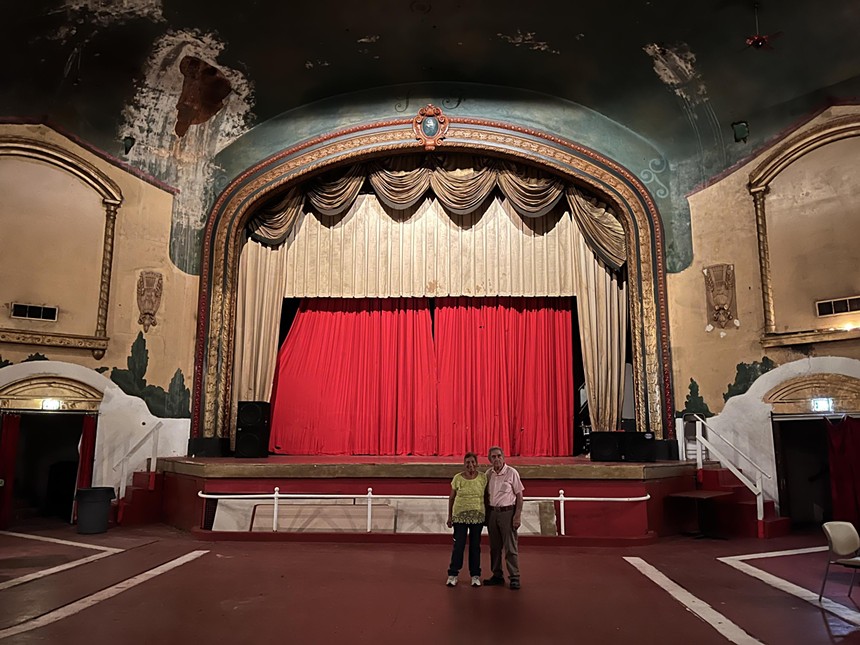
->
[112, 421, 163, 499]
[692, 414, 771, 479]
[197, 488, 651, 536]
[691, 417, 767, 525]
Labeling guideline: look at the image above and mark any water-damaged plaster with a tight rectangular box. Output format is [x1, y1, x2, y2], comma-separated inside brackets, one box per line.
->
[120, 30, 254, 275]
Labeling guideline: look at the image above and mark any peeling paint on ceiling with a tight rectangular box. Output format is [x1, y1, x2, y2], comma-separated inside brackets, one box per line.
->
[119, 29, 255, 273]
[497, 31, 560, 55]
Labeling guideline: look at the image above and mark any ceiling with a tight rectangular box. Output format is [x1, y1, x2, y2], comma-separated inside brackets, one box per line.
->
[2, 1, 859, 172]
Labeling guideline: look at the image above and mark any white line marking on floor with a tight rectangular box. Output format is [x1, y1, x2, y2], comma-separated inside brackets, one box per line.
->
[0, 550, 209, 640]
[624, 556, 764, 645]
[719, 548, 860, 627]
[0, 530, 123, 553]
[0, 530, 124, 591]
[0, 551, 118, 591]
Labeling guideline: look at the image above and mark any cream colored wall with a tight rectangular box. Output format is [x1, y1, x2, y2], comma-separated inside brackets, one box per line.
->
[668, 106, 860, 415]
[0, 124, 198, 392]
[0, 158, 103, 336]
[767, 136, 860, 332]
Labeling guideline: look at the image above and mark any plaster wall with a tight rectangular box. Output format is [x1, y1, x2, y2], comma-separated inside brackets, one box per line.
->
[0, 361, 189, 492]
[669, 106, 860, 416]
[767, 136, 860, 332]
[0, 124, 198, 393]
[0, 158, 103, 337]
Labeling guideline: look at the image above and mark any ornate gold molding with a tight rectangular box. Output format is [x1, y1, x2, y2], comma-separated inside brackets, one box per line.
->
[748, 114, 860, 341]
[0, 375, 103, 412]
[761, 327, 860, 348]
[0, 329, 109, 352]
[196, 116, 671, 440]
[764, 373, 860, 415]
[0, 136, 122, 359]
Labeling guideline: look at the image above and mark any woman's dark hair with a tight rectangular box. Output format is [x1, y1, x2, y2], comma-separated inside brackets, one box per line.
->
[463, 451, 478, 462]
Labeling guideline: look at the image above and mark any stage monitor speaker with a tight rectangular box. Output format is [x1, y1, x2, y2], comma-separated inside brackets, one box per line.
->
[235, 401, 271, 458]
[622, 431, 656, 462]
[589, 432, 623, 462]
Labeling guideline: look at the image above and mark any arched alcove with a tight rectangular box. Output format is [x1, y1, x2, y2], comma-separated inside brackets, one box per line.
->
[748, 113, 860, 345]
[193, 108, 674, 440]
[0, 137, 123, 359]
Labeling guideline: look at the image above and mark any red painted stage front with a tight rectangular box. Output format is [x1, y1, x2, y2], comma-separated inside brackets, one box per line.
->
[157, 455, 696, 543]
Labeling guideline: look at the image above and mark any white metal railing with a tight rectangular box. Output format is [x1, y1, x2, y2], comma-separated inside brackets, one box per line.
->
[688, 414, 772, 522]
[197, 488, 650, 535]
[112, 421, 163, 499]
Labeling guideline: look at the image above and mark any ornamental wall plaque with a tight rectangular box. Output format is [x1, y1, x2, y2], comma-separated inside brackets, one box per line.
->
[703, 263, 739, 332]
[412, 104, 449, 150]
[137, 271, 163, 332]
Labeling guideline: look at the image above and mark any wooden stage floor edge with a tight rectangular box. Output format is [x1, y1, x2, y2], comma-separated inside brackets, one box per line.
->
[157, 456, 699, 480]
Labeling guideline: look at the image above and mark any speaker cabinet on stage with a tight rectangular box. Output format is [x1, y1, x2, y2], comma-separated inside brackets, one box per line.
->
[621, 431, 656, 462]
[589, 432, 623, 462]
[235, 401, 271, 458]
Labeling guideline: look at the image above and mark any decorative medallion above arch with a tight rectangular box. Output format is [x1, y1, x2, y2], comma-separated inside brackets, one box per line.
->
[192, 106, 674, 440]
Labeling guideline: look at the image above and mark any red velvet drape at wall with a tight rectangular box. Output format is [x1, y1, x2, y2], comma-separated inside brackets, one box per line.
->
[76, 414, 97, 490]
[268, 299, 438, 455]
[827, 416, 860, 526]
[436, 297, 574, 457]
[0, 414, 22, 528]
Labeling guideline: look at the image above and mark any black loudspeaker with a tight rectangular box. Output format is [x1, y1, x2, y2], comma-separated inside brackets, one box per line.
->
[654, 439, 680, 461]
[188, 437, 230, 458]
[589, 432, 623, 462]
[235, 401, 271, 458]
[622, 431, 656, 462]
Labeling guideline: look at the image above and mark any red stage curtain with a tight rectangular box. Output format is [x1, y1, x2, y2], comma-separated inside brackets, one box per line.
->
[0, 414, 21, 528]
[76, 415, 97, 490]
[269, 298, 438, 455]
[827, 416, 860, 527]
[436, 297, 574, 457]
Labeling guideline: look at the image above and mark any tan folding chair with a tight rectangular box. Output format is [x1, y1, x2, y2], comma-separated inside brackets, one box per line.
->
[819, 521, 860, 601]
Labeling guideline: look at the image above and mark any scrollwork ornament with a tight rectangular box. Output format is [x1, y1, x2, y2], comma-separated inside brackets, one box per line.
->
[412, 104, 449, 150]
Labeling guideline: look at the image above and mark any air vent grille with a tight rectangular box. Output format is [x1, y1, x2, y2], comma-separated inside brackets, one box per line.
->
[10, 303, 58, 322]
[816, 296, 860, 317]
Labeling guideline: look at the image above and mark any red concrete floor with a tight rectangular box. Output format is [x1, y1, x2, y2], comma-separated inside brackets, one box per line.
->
[1, 521, 859, 644]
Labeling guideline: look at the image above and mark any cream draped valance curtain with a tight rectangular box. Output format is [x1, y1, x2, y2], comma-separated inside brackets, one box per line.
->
[237, 153, 629, 433]
[248, 154, 626, 270]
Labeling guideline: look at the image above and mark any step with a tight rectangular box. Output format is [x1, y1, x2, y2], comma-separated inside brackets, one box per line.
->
[131, 470, 163, 491]
[116, 485, 163, 525]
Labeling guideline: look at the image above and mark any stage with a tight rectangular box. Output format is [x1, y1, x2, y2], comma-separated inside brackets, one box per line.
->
[155, 455, 700, 544]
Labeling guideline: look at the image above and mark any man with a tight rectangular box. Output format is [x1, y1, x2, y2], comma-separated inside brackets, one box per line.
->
[483, 446, 524, 590]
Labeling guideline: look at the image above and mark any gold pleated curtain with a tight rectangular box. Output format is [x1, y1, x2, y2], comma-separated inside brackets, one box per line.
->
[237, 154, 629, 433]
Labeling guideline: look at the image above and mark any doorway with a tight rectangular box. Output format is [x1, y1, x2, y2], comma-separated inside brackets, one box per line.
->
[0, 412, 95, 526]
[772, 417, 831, 527]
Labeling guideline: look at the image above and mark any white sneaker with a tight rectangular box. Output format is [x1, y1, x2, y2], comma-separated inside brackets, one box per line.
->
[446, 576, 458, 587]
[471, 576, 481, 587]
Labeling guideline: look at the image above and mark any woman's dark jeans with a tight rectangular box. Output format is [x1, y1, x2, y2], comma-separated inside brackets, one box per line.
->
[447, 522, 483, 577]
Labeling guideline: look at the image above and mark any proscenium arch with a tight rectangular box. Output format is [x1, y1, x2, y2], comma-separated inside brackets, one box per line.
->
[193, 114, 675, 441]
[0, 136, 123, 359]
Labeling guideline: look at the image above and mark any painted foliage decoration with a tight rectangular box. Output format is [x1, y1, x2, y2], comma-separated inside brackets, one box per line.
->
[137, 271, 163, 332]
[703, 263, 739, 332]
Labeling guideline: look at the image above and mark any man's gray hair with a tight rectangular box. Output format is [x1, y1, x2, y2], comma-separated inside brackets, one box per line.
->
[488, 446, 504, 457]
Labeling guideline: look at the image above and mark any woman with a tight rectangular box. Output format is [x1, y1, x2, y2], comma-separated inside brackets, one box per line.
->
[445, 451, 488, 587]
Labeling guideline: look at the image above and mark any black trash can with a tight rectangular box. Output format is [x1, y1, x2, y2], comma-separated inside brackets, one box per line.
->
[75, 487, 116, 534]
